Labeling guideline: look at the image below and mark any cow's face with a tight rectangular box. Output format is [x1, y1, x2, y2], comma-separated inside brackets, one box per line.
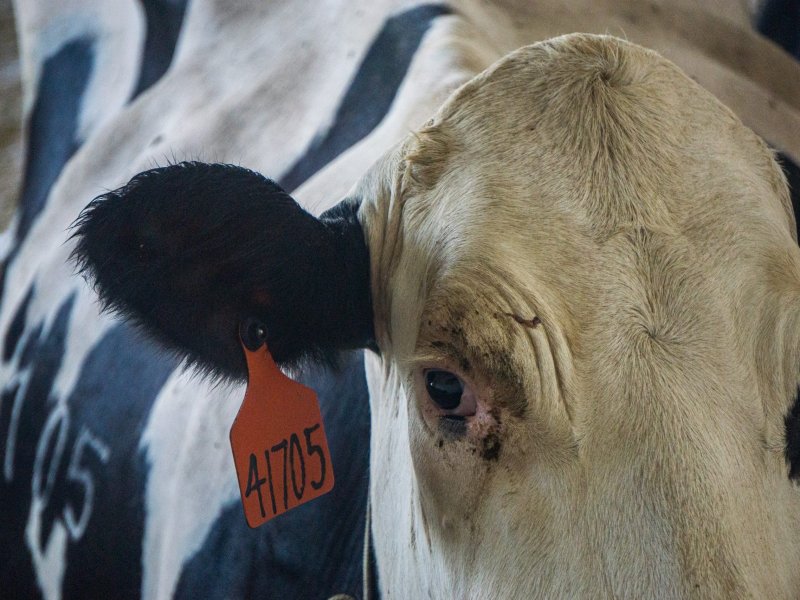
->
[73, 34, 800, 597]
[356, 34, 800, 597]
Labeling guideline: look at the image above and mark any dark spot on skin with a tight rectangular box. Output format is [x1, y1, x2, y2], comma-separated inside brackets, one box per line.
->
[481, 433, 501, 461]
[436, 438, 444, 449]
[504, 312, 541, 328]
[459, 356, 470, 373]
[424, 307, 527, 417]
[439, 415, 467, 439]
[149, 135, 163, 146]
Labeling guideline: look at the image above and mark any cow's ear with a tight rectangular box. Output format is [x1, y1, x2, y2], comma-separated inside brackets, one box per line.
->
[71, 162, 374, 381]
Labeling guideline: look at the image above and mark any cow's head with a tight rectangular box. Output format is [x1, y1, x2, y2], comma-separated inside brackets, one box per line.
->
[72, 34, 800, 596]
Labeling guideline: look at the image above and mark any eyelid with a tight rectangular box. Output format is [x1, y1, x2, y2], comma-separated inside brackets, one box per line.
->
[402, 352, 448, 373]
[444, 384, 477, 417]
[405, 348, 469, 377]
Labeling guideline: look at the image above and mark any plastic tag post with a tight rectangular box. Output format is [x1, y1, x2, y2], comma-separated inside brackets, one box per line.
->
[230, 322, 334, 528]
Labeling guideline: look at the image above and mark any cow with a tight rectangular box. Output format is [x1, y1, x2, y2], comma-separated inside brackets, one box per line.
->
[3, 1, 800, 599]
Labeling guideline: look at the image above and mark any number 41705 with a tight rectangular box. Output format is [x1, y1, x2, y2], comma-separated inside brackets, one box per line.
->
[245, 423, 327, 518]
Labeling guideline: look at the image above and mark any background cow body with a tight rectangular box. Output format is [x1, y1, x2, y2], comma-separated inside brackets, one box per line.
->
[2, 1, 800, 598]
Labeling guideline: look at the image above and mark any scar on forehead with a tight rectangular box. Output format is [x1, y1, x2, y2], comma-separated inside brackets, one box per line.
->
[501, 312, 541, 328]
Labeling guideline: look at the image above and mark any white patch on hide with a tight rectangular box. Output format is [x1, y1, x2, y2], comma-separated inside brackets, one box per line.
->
[139, 369, 241, 600]
[26, 497, 68, 600]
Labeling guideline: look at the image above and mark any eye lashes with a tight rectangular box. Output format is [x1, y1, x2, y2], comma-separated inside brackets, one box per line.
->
[439, 414, 467, 439]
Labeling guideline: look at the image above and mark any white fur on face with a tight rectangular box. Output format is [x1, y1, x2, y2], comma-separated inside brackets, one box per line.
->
[360, 34, 800, 598]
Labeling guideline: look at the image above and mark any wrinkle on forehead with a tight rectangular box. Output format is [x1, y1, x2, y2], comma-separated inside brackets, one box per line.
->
[362, 33, 798, 440]
[381, 37, 785, 307]
[410, 273, 536, 419]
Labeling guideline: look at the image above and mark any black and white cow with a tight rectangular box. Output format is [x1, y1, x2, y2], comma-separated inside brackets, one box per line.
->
[3, 1, 800, 598]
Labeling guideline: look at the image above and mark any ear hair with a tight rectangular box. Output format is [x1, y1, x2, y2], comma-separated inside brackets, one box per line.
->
[71, 161, 374, 381]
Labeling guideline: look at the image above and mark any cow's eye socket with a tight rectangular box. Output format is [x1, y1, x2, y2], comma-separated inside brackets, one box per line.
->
[425, 370, 463, 410]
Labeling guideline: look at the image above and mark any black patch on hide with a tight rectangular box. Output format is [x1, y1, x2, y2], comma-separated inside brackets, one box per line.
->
[0, 289, 175, 599]
[756, 0, 800, 60]
[17, 39, 94, 244]
[59, 323, 176, 598]
[0, 260, 6, 312]
[0, 295, 73, 600]
[279, 3, 452, 192]
[132, 0, 190, 97]
[3, 286, 34, 362]
[71, 162, 374, 381]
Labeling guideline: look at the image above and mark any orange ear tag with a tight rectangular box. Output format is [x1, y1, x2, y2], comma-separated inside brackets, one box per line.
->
[230, 323, 334, 528]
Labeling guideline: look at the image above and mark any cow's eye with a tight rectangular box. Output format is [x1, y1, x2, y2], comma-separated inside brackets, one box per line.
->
[425, 370, 463, 410]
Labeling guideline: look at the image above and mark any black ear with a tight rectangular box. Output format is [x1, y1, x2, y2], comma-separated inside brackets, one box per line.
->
[71, 161, 374, 381]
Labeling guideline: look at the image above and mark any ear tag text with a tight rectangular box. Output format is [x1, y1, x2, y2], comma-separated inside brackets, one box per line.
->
[230, 322, 334, 528]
